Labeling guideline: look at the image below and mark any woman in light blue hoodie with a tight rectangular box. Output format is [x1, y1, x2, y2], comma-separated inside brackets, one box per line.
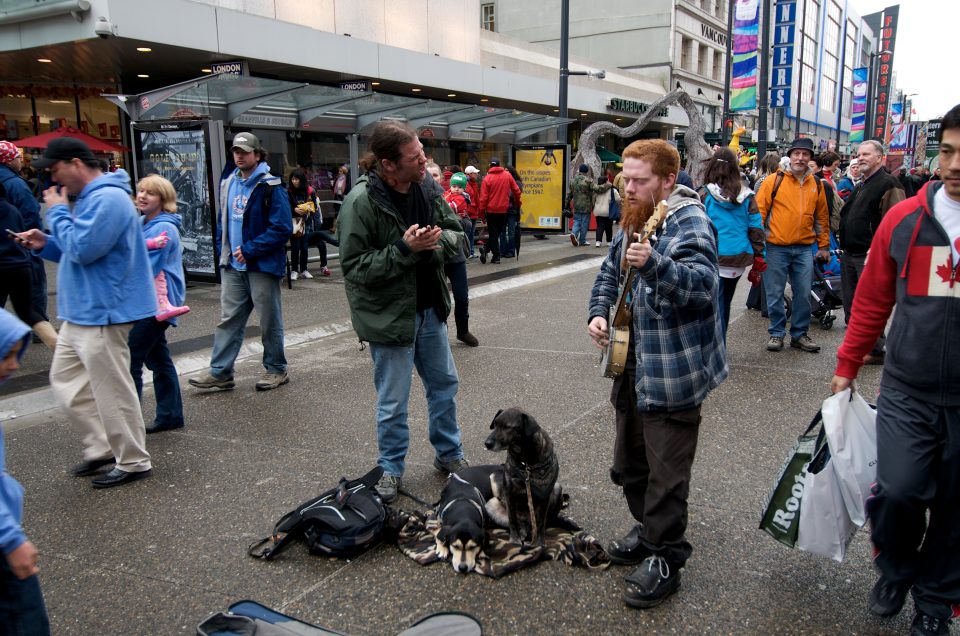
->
[130, 175, 187, 434]
[0, 310, 51, 634]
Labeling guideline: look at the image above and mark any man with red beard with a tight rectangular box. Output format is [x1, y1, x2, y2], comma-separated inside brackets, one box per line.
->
[587, 139, 728, 609]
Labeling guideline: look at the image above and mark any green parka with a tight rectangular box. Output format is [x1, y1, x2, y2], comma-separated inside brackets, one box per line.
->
[338, 171, 465, 346]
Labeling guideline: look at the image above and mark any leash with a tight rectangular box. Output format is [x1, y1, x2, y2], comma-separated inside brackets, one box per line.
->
[524, 465, 538, 545]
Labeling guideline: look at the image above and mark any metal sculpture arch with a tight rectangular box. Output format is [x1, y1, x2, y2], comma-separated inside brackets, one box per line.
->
[569, 88, 712, 186]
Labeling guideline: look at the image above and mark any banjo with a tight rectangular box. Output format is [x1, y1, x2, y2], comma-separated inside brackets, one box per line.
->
[600, 200, 669, 378]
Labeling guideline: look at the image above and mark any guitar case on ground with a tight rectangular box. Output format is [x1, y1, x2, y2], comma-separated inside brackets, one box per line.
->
[197, 600, 482, 636]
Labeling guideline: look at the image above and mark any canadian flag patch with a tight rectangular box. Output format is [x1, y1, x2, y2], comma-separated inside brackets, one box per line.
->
[906, 246, 960, 298]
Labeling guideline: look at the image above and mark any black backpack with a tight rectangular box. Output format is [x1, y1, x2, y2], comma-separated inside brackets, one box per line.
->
[248, 467, 389, 560]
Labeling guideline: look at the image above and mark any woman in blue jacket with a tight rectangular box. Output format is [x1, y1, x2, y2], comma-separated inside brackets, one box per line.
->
[699, 148, 766, 341]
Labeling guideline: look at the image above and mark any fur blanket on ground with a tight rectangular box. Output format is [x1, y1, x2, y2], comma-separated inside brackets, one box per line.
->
[394, 509, 610, 578]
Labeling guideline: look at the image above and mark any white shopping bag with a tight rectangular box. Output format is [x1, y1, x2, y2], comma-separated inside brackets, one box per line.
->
[797, 441, 858, 562]
[821, 389, 877, 526]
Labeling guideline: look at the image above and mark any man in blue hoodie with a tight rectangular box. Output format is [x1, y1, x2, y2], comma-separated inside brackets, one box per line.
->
[15, 137, 157, 489]
[0, 311, 51, 634]
[189, 132, 291, 392]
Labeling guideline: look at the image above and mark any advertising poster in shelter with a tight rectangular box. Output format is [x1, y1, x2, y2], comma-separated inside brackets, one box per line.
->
[132, 120, 217, 278]
[513, 145, 567, 231]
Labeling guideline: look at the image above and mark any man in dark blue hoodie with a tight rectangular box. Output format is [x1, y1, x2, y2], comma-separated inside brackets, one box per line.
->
[0, 141, 49, 325]
[0, 310, 51, 634]
[189, 133, 292, 392]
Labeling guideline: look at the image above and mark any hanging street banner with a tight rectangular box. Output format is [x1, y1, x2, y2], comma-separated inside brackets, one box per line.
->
[770, 0, 796, 108]
[890, 102, 903, 126]
[872, 5, 899, 141]
[850, 67, 868, 143]
[513, 145, 567, 232]
[889, 121, 915, 154]
[730, 0, 760, 111]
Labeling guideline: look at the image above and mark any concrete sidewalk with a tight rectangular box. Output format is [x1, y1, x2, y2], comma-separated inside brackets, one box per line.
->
[2, 236, 926, 635]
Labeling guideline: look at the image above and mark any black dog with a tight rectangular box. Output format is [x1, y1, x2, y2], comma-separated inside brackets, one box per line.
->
[484, 407, 563, 545]
[433, 464, 502, 573]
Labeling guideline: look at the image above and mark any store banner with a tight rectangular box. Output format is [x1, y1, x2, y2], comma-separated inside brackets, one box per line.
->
[513, 145, 567, 231]
[730, 0, 760, 111]
[872, 5, 899, 141]
[132, 120, 218, 277]
[850, 67, 868, 143]
[770, 0, 796, 108]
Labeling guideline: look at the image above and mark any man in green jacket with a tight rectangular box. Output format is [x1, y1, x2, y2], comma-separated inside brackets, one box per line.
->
[338, 121, 469, 502]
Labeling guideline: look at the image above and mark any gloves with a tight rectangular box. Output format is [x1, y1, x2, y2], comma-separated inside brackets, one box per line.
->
[752, 256, 767, 273]
[747, 267, 762, 287]
[146, 231, 169, 250]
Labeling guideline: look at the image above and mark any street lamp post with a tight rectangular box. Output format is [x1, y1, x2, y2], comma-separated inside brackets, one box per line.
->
[558, 0, 604, 145]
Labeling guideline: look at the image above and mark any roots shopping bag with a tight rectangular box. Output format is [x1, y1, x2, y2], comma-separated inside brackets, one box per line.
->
[796, 433, 858, 562]
[759, 412, 822, 547]
[820, 389, 877, 526]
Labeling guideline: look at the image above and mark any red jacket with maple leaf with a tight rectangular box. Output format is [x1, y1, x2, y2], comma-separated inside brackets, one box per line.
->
[835, 181, 960, 405]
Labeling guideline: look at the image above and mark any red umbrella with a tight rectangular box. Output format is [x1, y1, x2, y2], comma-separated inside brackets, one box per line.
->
[14, 127, 128, 153]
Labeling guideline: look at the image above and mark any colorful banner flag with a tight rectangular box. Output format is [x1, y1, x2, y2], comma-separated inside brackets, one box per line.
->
[850, 67, 868, 143]
[730, 0, 760, 111]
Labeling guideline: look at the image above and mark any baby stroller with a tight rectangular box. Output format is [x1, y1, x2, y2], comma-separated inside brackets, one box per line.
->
[810, 248, 843, 329]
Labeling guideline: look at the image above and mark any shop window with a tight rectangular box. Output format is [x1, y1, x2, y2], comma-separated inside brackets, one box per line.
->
[697, 44, 708, 76]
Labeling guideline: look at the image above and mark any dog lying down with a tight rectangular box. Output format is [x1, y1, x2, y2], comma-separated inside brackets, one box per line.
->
[433, 464, 502, 574]
[485, 407, 571, 546]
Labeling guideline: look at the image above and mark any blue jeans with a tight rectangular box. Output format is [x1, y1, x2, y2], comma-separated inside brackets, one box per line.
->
[128, 318, 184, 427]
[368, 309, 464, 477]
[764, 244, 813, 339]
[0, 558, 50, 636]
[500, 212, 519, 256]
[209, 268, 286, 377]
[465, 218, 476, 256]
[572, 212, 590, 245]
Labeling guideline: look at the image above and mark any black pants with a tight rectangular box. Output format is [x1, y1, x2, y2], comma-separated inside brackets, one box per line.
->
[595, 217, 614, 243]
[868, 385, 960, 620]
[841, 252, 885, 354]
[611, 368, 701, 569]
[485, 214, 506, 262]
[0, 266, 44, 326]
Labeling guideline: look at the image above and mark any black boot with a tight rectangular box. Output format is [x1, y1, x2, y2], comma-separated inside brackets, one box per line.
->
[456, 317, 479, 347]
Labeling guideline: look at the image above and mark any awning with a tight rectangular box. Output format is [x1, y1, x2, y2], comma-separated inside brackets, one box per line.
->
[597, 147, 621, 163]
[103, 73, 573, 143]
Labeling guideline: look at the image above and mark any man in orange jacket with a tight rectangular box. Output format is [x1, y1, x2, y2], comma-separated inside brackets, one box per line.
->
[755, 137, 831, 353]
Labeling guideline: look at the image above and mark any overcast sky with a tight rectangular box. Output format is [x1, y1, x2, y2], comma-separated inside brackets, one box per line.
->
[851, 0, 955, 120]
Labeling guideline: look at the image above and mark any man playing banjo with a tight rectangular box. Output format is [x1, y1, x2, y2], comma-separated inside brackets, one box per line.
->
[587, 139, 728, 610]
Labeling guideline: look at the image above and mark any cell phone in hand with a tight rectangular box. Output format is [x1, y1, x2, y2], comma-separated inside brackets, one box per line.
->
[5, 228, 20, 240]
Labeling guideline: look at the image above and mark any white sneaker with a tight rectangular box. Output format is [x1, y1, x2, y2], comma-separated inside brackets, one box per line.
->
[300, 270, 314, 279]
[290, 271, 298, 281]
[595, 241, 601, 247]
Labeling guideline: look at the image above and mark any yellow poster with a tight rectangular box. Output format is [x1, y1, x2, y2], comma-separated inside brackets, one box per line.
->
[514, 146, 566, 231]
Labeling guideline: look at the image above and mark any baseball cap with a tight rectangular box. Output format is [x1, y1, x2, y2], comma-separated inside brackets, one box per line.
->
[0, 140, 20, 164]
[489, 157, 500, 166]
[464, 165, 480, 174]
[230, 132, 261, 153]
[450, 172, 468, 188]
[32, 137, 97, 169]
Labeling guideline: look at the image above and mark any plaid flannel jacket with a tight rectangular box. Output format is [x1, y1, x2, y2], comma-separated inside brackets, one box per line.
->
[588, 187, 728, 411]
